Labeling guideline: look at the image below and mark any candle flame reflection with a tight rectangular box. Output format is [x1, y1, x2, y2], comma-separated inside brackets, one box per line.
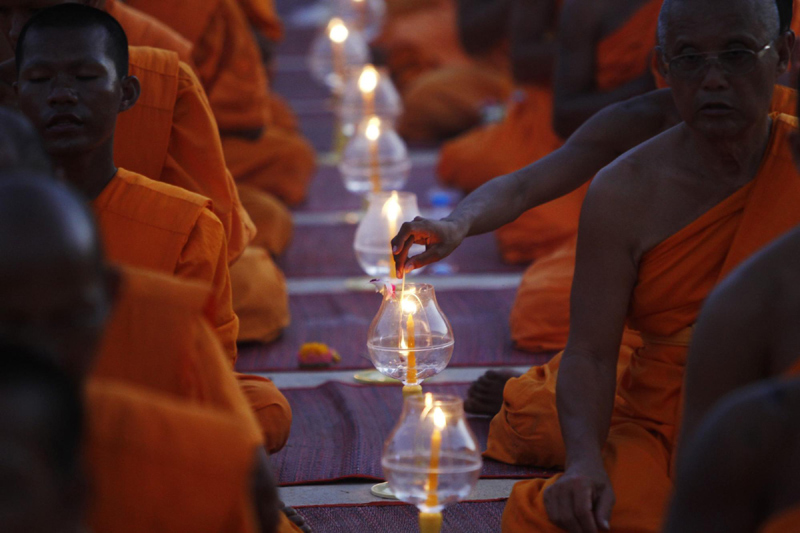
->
[433, 407, 446, 429]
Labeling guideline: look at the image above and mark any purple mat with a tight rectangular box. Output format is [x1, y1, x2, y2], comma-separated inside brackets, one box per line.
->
[270, 382, 558, 485]
[298, 500, 506, 533]
[278, 227, 522, 278]
[236, 289, 551, 372]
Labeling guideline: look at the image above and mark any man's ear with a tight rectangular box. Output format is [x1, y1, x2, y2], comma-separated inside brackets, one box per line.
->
[119, 75, 140, 113]
[776, 30, 795, 76]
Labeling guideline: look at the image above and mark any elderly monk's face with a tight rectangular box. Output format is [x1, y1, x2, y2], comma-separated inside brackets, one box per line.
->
[660, 0, 791, 138]
[15, 25, 124, 158]
[0, 259, 112, 378]
[0, 0, 105, 49]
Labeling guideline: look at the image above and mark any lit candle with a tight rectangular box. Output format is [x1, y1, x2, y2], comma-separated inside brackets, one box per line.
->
[406, 311, 417, 385]
[425, 406, 446, 508]
[365, 117, 382, 193]
[382, 191, 401, 278]
[358, 65, 379, 118]
[328, 18, 348, 91]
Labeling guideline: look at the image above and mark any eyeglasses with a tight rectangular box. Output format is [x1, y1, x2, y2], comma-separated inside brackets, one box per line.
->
[663, 41, 774, 80]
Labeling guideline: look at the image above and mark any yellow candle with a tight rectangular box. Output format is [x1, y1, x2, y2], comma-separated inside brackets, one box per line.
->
[353, 0, 367, 30]
[328, 19, 348, 90]
[406, 312, 417, 384]
[366, 117, 382, 193]
[358, 65, 378, 118]
[425, 407, 445, 508]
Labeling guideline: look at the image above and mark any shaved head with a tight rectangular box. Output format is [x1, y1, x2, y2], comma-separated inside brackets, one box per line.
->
[0, 107, 52, 174]
[659, 0, 781, 46]
[0, 174, 115, 378]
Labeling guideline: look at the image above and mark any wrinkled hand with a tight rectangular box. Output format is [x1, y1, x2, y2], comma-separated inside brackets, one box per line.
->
[391, 217, 467, 275]
[543, 464, 615, 533]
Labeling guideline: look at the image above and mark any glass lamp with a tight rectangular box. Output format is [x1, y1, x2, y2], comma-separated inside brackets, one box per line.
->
[308, 17, 370, 93]
[340, 117, 410, 194]
[332, 0, 386, 41]
[367, 282, 454, 397]
[383, 394, 482, 532]
[354, 191, 422, 277]
[339, 64, 402, 137]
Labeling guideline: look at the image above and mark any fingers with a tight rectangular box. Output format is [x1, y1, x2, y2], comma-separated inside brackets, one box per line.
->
[404, 246, 447, 272]
[594, 485, 615, 530]
[391, 221, 418, 274]
[572, 484, 599, 533]
[544, 478, 602, 533]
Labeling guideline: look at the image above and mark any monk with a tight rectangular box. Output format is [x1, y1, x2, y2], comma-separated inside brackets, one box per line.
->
[393, 0, 514, 142]
[661, 229, 800, 532]
[0, 173, 304, 532]
[665, 377, 800, 532]
[439, 0, 667, 268]
[13, 4, 291, 448]
[0, 346, 86, 533]
[0, 0, 256, 265]
[125, 0, 316, 207]
[495, 0, 800, 530]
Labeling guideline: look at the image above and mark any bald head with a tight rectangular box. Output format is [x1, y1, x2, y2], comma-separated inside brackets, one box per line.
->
[658, 0, 781, 46]
[0, 107, 51, 174]
[0, 174, 116, 378]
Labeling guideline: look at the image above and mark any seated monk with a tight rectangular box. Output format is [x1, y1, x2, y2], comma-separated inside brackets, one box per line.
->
[661, 226, 800, 532]
[394, 0, 514, 142]
[0, 0, 256, 266]
[0, 172, 304, 532]
[439, 0, 665, 266]
[394, 0, 798, 462]
[495, 0, 800, 530]
[125, 0, 316, 207]
[13, 4, 292, 449]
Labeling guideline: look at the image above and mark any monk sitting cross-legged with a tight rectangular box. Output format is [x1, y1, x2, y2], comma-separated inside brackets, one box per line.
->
[125, 0, 316, 207]
[0, 0, 256, 267]
[13, 4, 292, 452]
[0, 171, 308, 532]
[495, 0, 800, 529]
[394, 0, 799, 468]
[662, 225, 800, 532]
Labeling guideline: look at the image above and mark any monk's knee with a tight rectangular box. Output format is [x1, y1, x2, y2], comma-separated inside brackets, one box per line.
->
[236, 374, 292, 454]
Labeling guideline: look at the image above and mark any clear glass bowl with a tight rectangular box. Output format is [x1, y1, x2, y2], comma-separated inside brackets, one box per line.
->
[354, 192, 422, 277]
[340, 118, 410, 195]
[367, 282, 454, 386]
[308, 17, 370, 92]
[383, 394, 482, 513]
[331, 0, 386, 41]
[339, 65, 402, 134]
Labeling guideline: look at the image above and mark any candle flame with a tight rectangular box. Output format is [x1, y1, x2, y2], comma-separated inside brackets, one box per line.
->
[401, 297, 418, 315]
[381, 190, 401, 222]
[425, 393, 433, 408]
[358, 65, 379, 94]
[328, 18, 349, 43]
[433, 407, 446, 429]
[365, 116, 381, 141]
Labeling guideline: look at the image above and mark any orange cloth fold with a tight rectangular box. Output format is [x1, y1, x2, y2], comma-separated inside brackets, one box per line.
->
[236, 372, 292, 454]
[759, 506, 800, 533]
[93, 167, 238, 361]
[500, 114, 800, 532]
[230, 246, 291, 344]
[114, 46, 254, 264]
[236, 0, 284, 41]
[85, 379, 261, 533]
[91, 266, 263, 446]
[107, 0, 194, 65]
[236, 185, 293, 256]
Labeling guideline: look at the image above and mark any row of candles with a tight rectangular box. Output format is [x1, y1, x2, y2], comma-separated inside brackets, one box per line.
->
[308, 5, 481, 530]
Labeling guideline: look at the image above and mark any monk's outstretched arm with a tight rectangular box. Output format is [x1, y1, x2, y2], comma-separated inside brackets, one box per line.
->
[391, 90, 675, 273]
[551, 0, 656, 138]
[545, 168, 640, 533]
[509, 0, 559, 84]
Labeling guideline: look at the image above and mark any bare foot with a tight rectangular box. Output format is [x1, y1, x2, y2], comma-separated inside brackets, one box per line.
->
[464, 370, 521, 416]
[279, 502, 312, 533]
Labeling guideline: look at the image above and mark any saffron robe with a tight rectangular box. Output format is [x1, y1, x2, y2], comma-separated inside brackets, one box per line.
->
[93, 169, 291, 450]
[85, 379, 263, 533]
[759, 506, 800, 533]
[126, 0, 316, 206]
[500, 114, 800, 532]
[236, 0, 283, 41]
[440, 0, 662, 265]
[116, 46, 254, 264]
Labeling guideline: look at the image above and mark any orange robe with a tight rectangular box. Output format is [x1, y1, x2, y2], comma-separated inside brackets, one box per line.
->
[85, 379, 262, 533]
[439, 0, 662, 265]
[377, 0, 513, 141]
[116, 46, 254, 264]
[235, 0, 283, 41]
[126, 0, 316, 206]
[759, 507, 800, 533]
[109, 11, 293, 262]
[93, 169, 289, 449]
[500, 114, 800, 532]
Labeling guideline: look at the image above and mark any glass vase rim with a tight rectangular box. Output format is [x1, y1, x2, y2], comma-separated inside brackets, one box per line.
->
[404, 393, 463, 409]
[366, 190, 417, 201]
